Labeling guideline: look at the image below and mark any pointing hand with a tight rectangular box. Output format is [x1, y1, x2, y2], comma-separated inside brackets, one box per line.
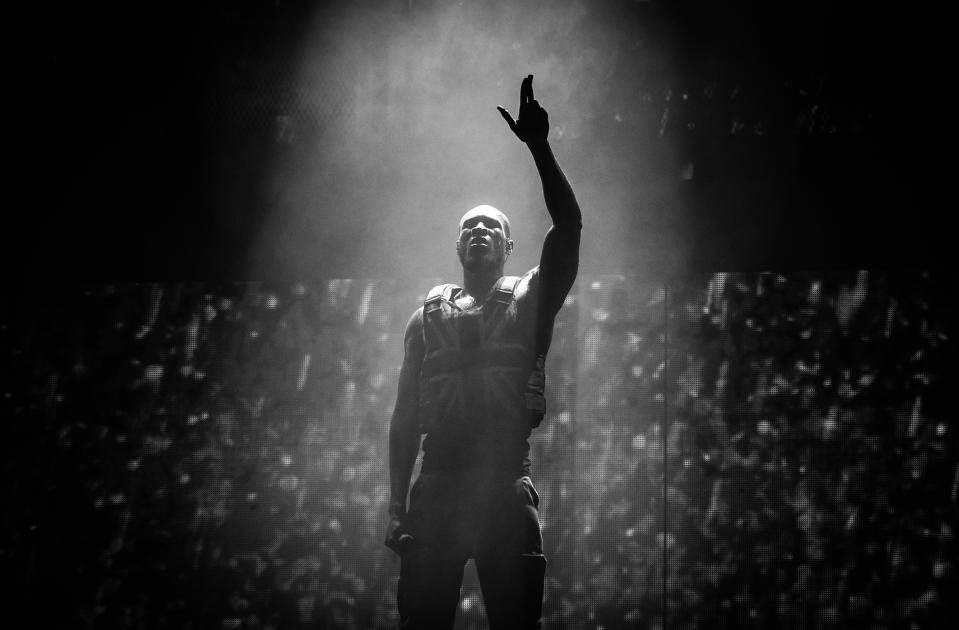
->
[497, 75, 549, 144]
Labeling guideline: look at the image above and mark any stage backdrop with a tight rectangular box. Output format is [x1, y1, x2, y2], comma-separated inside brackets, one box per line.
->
[3, 270, 954, 629]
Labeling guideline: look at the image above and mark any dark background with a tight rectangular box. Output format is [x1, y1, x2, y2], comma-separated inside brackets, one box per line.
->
[17, 0, 949, 281]
[7, 2, 956, 628]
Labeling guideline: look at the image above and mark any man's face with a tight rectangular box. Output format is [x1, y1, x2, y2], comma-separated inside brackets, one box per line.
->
[456, 206, 513, 272]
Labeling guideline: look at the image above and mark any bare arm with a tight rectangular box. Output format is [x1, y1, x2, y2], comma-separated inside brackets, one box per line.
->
[387, 308, 424, 529]
[530, 141, 581, 317]
[498, 75, 582, 316]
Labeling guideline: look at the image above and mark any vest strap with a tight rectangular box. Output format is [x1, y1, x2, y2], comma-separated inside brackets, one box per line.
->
[491, 276, 520, 305]
[424, 283, 460, 315]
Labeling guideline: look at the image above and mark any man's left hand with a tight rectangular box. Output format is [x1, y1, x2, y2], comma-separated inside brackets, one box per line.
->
[497, 74, 549, 144]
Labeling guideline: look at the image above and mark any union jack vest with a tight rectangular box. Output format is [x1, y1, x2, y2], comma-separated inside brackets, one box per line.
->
[418, 275, 546, 435]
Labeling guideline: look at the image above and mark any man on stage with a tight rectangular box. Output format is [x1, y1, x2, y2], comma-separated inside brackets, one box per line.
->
[385, 75, 582, 629]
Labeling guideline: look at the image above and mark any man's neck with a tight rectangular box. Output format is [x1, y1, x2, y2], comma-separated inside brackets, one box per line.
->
[461, 267, 504, 303]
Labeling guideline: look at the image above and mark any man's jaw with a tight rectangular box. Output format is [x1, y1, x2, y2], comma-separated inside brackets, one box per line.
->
[464, 237, 494, 263]
[462, 248, 503, 273]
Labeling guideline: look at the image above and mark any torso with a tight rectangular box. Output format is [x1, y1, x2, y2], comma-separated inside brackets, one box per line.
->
[418, 270, 540, 475]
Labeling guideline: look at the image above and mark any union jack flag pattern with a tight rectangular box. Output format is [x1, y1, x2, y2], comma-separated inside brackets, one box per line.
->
[418, 276, 534, 435]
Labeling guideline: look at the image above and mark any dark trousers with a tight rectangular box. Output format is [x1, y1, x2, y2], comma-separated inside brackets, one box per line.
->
[397, 471, 547, 630]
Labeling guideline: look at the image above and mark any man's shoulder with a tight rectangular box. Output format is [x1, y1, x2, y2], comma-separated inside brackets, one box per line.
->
[424, 282, 462, 302]
[404, 305, 424, 336]
[513, 267, 540, 301]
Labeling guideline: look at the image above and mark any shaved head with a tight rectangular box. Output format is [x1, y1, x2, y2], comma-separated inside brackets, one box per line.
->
[455, 204, 513, 273]
[458, 205, 511, 238]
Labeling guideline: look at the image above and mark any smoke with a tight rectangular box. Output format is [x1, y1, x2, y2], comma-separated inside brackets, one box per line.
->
[256, 0, 687, 282]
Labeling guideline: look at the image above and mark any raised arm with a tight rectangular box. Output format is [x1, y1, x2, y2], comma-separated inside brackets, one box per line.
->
[498, 75, 582, 317]
[385, 308, 425, 553]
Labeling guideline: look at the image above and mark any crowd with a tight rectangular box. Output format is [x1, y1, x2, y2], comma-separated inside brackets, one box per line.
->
[2, 270, 953, 629]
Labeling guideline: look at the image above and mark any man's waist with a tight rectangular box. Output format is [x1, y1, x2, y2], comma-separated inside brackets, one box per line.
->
[420, 441, 532, 477]
[417, 461, 532, 481]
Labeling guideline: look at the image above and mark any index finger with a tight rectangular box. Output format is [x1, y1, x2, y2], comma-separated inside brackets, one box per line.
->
[520, 74, 533, 106]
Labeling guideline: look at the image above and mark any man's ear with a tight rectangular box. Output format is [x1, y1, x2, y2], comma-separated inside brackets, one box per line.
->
[506, 240, 514, 255]
[456, 240, 463, 257]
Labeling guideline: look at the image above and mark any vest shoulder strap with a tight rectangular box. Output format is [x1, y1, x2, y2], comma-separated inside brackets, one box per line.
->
[424, 283, 461, 315]
[491, 275, 521, 305]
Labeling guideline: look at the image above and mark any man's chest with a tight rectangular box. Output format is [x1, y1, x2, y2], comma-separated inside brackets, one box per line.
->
[431, 302, 528, 352]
